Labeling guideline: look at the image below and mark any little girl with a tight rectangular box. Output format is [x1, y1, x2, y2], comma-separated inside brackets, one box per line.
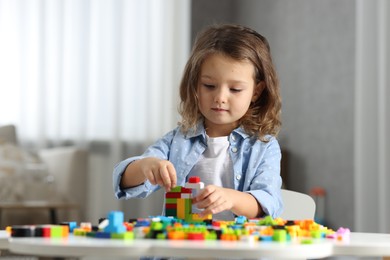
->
[113, 24, 283, 220]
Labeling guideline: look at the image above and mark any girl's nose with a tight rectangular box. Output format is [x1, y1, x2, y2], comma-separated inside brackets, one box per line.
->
[214, 88, 227, 104]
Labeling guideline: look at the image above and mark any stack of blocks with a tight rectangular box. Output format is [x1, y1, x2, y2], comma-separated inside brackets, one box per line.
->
[165, 176, 212, 223]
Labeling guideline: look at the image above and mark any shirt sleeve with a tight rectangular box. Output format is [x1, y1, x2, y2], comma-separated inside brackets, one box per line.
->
[112, 128, 177, 200]
[245, 137, 283, 218]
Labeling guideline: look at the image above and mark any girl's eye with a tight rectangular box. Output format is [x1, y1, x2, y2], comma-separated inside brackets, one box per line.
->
[230, 88, 242, 93]
[203, 84, 215, 89]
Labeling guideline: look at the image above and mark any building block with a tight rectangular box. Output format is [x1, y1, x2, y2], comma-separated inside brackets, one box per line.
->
[111, 232, 134, 240]
[104, 211, 126, 233]
[273, 229, 287, 242]
[60, 221, 78, 232]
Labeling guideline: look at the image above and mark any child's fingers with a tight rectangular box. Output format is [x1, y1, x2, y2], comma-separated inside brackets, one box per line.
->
[145, 169, 157, 185]
[159, 164, 173, 191]
[198, 195, 227, 216]
[166, 163, 177, 188]
[153, 170, 164, 187]
[200, 201, 225, 216]
[193, 185, 215, 204]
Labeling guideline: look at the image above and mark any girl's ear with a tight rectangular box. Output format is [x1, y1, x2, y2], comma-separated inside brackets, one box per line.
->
[252, 81, 265, 102]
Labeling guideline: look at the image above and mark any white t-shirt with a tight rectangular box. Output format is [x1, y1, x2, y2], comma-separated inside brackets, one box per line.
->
[187, 135, 235, 220]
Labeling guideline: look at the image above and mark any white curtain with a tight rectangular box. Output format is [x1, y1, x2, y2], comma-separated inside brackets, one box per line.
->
[0, 0, 189, 143]
[0, 0, 191, 220]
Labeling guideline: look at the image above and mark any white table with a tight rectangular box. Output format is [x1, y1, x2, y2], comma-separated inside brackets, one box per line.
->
[149, 239, 333, 259]
[7, 235, 333, 259]
[333, 232, 390, 257]
[2, 232, 390, 259]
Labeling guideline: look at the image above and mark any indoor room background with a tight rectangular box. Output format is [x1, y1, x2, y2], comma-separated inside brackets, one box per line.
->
[0, 0, 389, 234]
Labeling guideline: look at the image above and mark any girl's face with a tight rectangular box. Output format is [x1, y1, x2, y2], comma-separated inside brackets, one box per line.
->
[197, 53, 261, 137]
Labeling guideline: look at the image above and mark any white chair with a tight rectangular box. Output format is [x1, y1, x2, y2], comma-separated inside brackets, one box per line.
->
[279, 189, 316, 220]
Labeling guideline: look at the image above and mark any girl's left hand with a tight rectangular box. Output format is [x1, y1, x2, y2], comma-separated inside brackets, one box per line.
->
[192, 185, 234, 216]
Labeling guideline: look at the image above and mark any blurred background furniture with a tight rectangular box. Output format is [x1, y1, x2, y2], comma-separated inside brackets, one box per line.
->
[0, 125, 88, 228]
[279, 189, 316, 220]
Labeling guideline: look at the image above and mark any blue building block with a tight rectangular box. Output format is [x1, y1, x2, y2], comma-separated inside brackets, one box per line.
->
[104, 211, 126, 233]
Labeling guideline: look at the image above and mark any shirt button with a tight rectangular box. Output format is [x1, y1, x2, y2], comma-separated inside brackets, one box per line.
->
[231, 147, 238, 153]
[236, 175, 241, 180]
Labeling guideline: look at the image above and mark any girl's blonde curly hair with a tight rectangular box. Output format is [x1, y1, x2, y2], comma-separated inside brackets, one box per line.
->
[178, 24, 281, 142]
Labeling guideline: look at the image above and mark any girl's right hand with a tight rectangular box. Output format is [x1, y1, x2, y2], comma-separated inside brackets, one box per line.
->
[140, 157, 177, 192]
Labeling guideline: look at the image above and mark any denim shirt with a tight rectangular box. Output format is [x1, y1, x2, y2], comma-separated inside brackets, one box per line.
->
[113, 124, 283, 218]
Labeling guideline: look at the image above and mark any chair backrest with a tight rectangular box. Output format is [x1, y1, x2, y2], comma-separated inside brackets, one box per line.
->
[0, 124, 18, 144]
[279, 189, 316, 220]
[39, 147, 88, 222]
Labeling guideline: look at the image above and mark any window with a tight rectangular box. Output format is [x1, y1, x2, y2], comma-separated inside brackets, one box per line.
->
[0, 0, 190, 144]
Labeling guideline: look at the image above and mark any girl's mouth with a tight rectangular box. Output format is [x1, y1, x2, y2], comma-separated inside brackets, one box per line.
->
[212, 108, 227, 112]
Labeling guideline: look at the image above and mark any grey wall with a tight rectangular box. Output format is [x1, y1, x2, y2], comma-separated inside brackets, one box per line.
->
[192, 0, 355, 230]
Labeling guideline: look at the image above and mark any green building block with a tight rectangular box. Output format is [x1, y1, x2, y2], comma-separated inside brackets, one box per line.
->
[272, 229, 287, 242]
[111, 232, 135, 240]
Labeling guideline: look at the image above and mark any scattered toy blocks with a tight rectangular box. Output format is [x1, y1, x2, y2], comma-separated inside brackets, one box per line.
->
[7, 178, 351, 245]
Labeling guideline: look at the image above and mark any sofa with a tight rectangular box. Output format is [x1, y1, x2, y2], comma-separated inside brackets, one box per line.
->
[0, 125, 88, 227]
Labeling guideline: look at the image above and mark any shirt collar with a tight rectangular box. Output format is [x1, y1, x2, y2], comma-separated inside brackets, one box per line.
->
[185, 121, 250, 141]
[185, 121, 207, 140]
[232, 127, 250, 139]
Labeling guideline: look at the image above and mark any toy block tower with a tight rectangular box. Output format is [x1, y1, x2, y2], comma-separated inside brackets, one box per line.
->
[185, 176, 204, 214]
[185, 176, 205, 195]
[165, 176, 211, 223]
[165, 186, 193, 218]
